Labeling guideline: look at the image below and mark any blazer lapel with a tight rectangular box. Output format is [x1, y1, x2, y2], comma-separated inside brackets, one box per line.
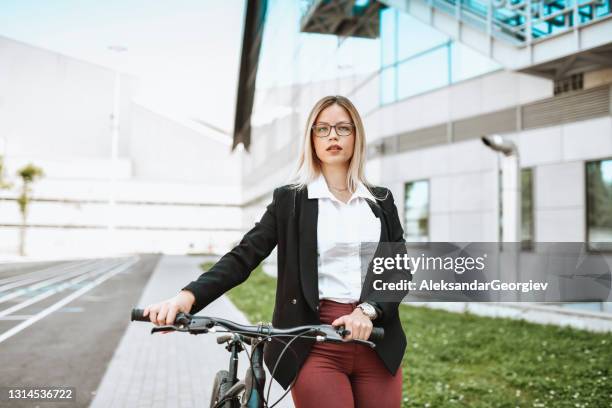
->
[298, 187, 320, 313]
[359, 197, 389, 302]
[365, 196, 390, 245]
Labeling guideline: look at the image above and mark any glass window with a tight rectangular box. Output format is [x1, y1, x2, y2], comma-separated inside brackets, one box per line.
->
[396, 12, 447, 62]
[380, 7, 396, 67]
[396, 44, 450, 100]
[498, 168, 534, 247]
[521, 168, 534, 249]
[586, 159, 612, 251]
[450, 42, 501, 83]
[378, 7, 499, 106]
[404, 180, 429, 242]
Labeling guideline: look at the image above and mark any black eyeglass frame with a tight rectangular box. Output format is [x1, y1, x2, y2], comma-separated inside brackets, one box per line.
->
[311, 122, 355, 138]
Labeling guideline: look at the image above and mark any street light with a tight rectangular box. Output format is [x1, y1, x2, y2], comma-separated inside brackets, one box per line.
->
[0, 136, 7, 183]
[482, 134, 523, 302]
[481, 134, 517, 157]
[106, 45, 127, 247]
[481, 134, 521, 243]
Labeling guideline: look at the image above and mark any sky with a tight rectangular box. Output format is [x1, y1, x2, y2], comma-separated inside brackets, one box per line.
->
[0, 0, 246, 132]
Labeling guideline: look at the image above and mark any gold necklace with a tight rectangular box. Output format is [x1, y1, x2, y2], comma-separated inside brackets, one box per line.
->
[329, 185, 349, 192]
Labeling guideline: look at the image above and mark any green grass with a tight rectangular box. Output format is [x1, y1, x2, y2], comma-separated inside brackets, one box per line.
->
[200, 262, 612, 407]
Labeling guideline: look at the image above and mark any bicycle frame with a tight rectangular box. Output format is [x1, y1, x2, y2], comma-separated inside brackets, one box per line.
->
[214, 333, 266, 408]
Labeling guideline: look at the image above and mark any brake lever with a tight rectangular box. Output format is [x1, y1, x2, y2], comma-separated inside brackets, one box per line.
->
[151, 325, 186, 334]
[149, 317, 213, 335]
[335, 325, 376, 348]
[337, 325, 350, 337]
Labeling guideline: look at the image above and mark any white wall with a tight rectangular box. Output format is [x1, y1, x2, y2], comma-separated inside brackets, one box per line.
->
[510, 116, 612, 242]
[0, 35, 135, 160]
[130, 104, 241, 185]
[381, 138, 500, 242]
[0, 36, 244, 258]
[365, 70, 552, 142]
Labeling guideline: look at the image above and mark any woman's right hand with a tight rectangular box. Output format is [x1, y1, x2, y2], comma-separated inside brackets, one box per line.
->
[143, 290, 196, 326]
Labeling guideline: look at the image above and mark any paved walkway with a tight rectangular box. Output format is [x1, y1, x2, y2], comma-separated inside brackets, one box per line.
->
[91, 255, 294, 408]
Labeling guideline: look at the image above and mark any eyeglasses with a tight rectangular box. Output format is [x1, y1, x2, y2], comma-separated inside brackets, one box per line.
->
[311, 122, 354, 138]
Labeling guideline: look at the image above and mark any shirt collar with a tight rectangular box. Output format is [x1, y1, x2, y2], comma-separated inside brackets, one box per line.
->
[307, 173, 376, 203]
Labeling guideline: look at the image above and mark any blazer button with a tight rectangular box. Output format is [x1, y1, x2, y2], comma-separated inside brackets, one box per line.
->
[291, 298, 297, 304]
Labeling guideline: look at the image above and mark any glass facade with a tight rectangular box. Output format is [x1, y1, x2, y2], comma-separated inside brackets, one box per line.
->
[403, 180, 429, 242]
[249, 2, 612, 320]
[254, 2, 500, 114]
[379, 8, 500, 105]
[498, 168, 535, 247]
[586, 158, 612, 252]
[521, 168, 534, 249]
[422, 0, 611, 43]
[256, 1, 381, 92]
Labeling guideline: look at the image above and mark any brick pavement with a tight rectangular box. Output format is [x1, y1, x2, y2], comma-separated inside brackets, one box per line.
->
[90, 255, 294, 408]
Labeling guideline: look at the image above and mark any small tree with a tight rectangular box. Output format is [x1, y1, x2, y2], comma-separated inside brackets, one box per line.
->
[17, 163, 44, 256]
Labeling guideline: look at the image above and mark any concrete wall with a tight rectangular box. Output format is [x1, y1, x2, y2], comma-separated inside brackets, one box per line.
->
[376, 114, 612, 243]
[365, 69, 552, 142]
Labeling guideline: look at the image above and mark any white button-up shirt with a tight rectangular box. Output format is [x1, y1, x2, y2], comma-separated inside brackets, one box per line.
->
[307, 174, 381, 303]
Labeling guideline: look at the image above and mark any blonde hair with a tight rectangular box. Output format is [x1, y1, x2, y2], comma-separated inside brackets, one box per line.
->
[287, 95, 387, 201]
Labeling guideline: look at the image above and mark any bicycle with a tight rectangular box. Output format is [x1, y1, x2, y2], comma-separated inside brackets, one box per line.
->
[131, 308, 384, 408]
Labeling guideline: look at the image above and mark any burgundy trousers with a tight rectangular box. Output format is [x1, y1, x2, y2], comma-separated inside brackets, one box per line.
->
[290, 299, 403, 408]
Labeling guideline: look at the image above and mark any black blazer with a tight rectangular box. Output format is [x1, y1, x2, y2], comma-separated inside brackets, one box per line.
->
[182, 184, 411, 390]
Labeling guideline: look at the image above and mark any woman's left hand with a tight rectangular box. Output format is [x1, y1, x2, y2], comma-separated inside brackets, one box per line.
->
[331, 308, 373, 341]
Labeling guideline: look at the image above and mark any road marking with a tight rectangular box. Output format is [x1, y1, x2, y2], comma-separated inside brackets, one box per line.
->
[0, 260, 116, 304]
[0, 259, 99, 292]
[0, 259, 94, 285]
[0, 315, 35, 320]
[0, 259, 125, 318]
[0, 256, 139, 345]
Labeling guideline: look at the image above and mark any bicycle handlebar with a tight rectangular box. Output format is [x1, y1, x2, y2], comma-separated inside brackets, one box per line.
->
[131, 308, 384, 346]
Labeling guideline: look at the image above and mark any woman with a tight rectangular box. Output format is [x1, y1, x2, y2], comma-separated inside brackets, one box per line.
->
[144, 95, 409, 407]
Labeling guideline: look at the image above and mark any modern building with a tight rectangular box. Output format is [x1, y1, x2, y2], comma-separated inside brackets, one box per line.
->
[235, 0, 612, 329]
[0, 0, 610, 330]
[0, 35, 244, 258]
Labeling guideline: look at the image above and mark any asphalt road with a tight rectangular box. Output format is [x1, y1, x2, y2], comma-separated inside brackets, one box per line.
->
[0, 254, 160, 408]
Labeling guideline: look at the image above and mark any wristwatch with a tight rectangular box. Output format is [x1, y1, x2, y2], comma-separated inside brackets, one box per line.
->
[356, 302, 378, 320]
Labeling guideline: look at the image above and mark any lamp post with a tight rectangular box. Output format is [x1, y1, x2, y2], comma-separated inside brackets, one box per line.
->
[481, 134, 521, 243]
[106, 45, 127, 249]
[482, 134, 521, 302]
[0, 135, 7, 184]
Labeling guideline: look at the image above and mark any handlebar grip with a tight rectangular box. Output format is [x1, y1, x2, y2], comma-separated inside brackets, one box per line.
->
[369, 327, 384, 342]
[131, 308, 149, 322]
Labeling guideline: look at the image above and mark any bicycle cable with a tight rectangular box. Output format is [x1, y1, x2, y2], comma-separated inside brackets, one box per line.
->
[214, 329, 316, 408]
[266, 329, 317, 407]
[243, 331, 307, 408]
[185, 324, 345, 408]
[209, 329, 302, 408]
